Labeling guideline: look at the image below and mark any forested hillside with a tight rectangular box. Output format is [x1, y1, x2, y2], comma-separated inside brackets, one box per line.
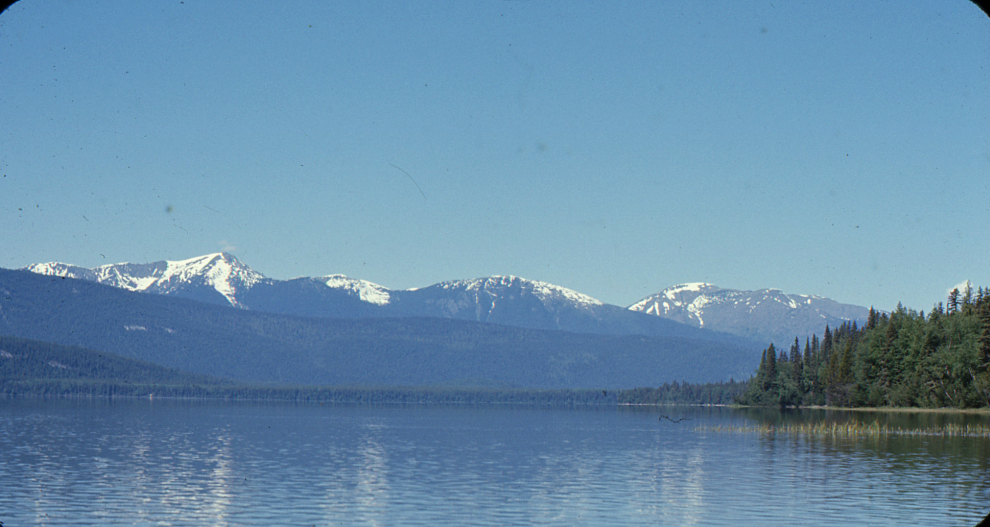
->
[0, 336, 229, 394]
[0, 336, 626, 404]
[739, 284, 990, 409]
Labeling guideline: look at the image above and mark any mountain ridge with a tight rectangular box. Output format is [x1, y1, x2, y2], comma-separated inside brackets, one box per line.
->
[628, 282, 869, 346]
[23, 253, 868, 345]
[0, 268, 760, 388]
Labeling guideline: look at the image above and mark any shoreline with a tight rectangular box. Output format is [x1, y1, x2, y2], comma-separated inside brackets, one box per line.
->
[620, 402, 990, 414]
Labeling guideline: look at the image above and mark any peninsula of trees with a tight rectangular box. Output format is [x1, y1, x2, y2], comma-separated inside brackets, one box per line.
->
[739, 283, 990, 409]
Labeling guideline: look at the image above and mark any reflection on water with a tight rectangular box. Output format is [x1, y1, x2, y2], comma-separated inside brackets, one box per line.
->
[0, 399, 987, 526]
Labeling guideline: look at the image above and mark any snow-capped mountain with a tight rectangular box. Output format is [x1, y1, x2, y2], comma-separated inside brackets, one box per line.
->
[628, 283, 869, 346]
[25, 253, 264, 307]
[401, 275, 602, 315]
[384, 275, 608, 331]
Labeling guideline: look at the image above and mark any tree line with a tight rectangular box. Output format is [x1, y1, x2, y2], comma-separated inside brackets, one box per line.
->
[617, 379, 748, 405]
[0, 379, 620, 405]
[738, 283, 990, 409]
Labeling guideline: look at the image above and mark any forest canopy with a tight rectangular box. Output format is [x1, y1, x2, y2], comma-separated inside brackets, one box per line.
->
[738, 283, 990, 409]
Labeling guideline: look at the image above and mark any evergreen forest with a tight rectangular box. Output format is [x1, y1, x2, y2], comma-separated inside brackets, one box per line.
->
[739, 283, 990, 409]
[617, 380, 747, 405]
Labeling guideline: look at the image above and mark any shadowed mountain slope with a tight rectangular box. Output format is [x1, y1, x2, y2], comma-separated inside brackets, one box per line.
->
[0, 269, 761, 389]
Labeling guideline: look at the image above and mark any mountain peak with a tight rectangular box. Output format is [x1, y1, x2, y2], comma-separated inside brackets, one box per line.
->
[437, 275, 603, 307]
[628, 283, 868, 345]
[24, 253, 264, 307]
[154, 253, 264, 306]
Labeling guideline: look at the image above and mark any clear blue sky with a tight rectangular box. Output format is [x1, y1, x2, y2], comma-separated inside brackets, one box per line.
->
[1, 0, 988, 311]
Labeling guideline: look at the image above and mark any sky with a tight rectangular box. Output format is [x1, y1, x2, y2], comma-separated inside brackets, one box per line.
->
[1, 0, 988, 311]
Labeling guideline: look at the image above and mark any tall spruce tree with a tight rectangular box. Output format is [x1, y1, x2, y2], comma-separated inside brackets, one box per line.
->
[822, 326, 833, 363]
[764, 343, 777, 391]
[791, 338, 803, 386]
[979, 302, 990, 369]
[948, 288, 960, 315]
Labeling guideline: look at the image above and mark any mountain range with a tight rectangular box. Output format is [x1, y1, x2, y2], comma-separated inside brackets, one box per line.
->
[24, 253, 868, 345]
[0, 268, 759, 388]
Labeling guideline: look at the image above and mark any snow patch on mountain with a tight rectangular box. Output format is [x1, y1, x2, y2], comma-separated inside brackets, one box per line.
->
[629, 283, 722, 321]
[24, 262, 97, 281]
[437, 275, 603, 308]
[321, 275, 392, 305]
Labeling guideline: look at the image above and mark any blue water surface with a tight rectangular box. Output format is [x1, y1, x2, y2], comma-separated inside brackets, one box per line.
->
[0, 399, 987, 526]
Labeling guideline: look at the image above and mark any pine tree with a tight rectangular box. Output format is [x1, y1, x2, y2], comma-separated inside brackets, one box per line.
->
[836, 340, 855, 405]
[764, 343, 777, 391]
[757, 349, 767, 387]
[822, 326, 833, 363]
[948, 288, 960, 315]
[808, 335, 820, 401]
[838, 340, 854, 384]
[971, 296, 990, 408]
[791, 337, 803, 386]
[979, 302, 990, 370]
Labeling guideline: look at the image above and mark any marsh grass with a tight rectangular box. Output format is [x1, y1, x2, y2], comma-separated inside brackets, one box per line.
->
[699, 421, 990, 438]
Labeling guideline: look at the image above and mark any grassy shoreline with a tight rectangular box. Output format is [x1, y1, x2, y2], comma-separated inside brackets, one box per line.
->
[698, 421, 990, 438]
[622, 402, 990, 414]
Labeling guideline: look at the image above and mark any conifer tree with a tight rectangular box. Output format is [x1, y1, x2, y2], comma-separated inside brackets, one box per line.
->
[791, 338, 803, 386]
[884, 318, 897, 349]
[979, 302, 990, 370]
[838, 340, 854, 385]
[948, 288, 960, 315]
[757, 349, 767, 387]
[764, 343, 777, 391]
[822, 326, 832, 363]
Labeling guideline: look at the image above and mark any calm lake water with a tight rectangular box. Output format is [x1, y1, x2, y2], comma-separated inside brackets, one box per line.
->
[1, 399, 989, 526]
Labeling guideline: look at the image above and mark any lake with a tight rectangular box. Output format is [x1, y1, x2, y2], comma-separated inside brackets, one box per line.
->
[1, 399, 988, 526]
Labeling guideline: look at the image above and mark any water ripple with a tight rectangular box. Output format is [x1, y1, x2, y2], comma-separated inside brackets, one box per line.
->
[0, 400, 987, 526]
